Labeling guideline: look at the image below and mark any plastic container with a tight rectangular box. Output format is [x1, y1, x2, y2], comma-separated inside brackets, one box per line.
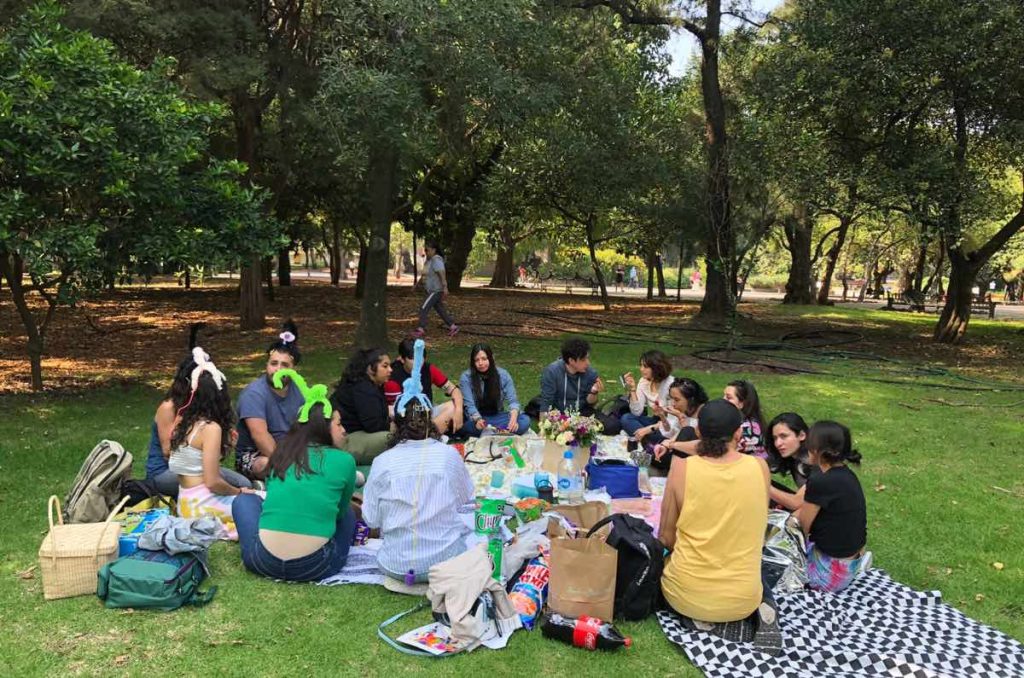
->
[557, 451, 584, 505]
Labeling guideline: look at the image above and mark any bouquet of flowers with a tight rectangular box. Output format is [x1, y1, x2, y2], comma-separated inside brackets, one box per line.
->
[537, 408, 603, 453]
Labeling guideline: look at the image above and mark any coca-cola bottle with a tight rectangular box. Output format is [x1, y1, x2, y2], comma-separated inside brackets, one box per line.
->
[541, 613, 632, 651]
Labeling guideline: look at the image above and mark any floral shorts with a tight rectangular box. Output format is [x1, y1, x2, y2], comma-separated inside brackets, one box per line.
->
[806, 542, 870, 593]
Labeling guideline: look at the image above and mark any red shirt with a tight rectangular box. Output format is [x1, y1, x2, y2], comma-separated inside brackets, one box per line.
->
[385, 363, 449, 406]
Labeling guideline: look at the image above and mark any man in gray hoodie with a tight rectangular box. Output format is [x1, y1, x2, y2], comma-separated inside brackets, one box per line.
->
[528, 337, 622, 435]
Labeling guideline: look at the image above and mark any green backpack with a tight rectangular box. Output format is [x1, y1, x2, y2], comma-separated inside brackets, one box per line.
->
[97, 549, 216, 611]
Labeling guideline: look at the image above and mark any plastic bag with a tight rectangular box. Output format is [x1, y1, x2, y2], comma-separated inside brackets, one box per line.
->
[762, 509, 807, 594]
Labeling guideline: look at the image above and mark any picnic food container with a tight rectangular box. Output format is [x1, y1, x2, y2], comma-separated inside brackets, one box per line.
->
[39, 495, 128, 600]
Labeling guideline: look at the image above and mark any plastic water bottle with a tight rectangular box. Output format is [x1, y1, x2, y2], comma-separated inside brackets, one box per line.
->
[558, 450, 584, 504]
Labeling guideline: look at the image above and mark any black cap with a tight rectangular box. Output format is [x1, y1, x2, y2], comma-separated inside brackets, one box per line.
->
[698, 399, 743, 441]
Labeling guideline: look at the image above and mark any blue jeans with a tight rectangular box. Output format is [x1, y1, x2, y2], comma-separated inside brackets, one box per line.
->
[232, 494, 356, 582]
[621, 413, 659, 436]
[460, 411, 532, 437]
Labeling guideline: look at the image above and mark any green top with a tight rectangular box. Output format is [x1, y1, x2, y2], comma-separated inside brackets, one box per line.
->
[259, 446, 357, 538]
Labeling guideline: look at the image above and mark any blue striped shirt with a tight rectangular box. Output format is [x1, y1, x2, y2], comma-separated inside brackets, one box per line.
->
[362, 438, 475, 577]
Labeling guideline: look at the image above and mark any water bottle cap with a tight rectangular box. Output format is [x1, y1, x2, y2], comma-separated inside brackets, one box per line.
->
[563, 451, 573, 459]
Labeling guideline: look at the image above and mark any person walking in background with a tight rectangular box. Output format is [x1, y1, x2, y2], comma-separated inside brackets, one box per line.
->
[413, 240, 458, 338]
[628, 265, 639, 289]
[614, 264, 626, 292]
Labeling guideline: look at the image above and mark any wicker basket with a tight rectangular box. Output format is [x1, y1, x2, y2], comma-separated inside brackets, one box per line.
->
[39, 495, 128, 600]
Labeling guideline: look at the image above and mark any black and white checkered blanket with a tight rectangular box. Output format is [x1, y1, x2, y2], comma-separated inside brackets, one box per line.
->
[658, 569, 1024, 677]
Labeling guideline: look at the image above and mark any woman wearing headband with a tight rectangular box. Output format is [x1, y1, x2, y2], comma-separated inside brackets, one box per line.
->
[170, 349, 259, 540]
[146, 325, 252, 496]
[232, 370, 358, 582]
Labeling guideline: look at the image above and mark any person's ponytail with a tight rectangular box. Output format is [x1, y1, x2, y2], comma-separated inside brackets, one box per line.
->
[808, 420, 861, 466]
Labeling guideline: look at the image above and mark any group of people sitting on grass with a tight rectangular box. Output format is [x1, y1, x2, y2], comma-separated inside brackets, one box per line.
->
[144, 321, 869, 643]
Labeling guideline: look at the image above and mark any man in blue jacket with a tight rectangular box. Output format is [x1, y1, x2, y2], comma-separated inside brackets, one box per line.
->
[527, 337, 622, 435]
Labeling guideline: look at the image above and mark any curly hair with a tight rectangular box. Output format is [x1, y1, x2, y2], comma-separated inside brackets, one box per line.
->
[164, 323, 205, 409]
[388, 400, 438, 447]
[170, 372, 236, 458]
[339, 347, 388, 385]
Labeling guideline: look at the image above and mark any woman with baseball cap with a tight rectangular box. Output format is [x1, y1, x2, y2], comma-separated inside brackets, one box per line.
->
[658, 398, 781, 655]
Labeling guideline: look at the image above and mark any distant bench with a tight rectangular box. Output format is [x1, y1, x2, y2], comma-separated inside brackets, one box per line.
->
[885, 292, 998, 318]
[530, 275, 600, 296]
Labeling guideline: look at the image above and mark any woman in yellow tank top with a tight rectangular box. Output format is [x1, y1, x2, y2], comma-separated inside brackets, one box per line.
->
[659, 399, 772, 628]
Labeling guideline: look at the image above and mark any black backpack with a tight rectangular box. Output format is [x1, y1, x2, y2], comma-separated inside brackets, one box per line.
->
[587, 513, 664, 621]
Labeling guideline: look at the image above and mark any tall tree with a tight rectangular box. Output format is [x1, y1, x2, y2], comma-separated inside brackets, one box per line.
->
[0, 4, 274, 388]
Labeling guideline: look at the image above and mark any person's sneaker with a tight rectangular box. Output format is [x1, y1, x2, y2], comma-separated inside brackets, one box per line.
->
[857, 550, 873, 576]
[412, 327, 426, 338]
[355, 471, 366, 488]
[751, 601, 784, 656]
[448, 324, 460, 337]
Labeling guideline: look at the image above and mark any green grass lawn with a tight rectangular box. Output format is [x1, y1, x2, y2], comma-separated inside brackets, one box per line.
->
[1, 304, 1022, 676]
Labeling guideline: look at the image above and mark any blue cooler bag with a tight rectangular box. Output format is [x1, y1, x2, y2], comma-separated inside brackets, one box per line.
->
[585, 458, 640, 498]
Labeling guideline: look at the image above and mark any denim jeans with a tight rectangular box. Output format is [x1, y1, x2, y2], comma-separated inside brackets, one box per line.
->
[620, 413, 659, 436]
[232, 494, 356, 582]
[460, 411, 532, 437]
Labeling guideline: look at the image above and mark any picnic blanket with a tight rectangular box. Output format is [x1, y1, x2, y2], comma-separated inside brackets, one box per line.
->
[658, 568, 1024, 677]
[317, 539, 385, 587]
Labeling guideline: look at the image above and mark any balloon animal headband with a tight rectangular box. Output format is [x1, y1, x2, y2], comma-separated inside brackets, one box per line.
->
[190, 347, 225, 391]
[176, 347, 227, 416]
[395, 339, 432, 417]
[272, 368, 332, 423]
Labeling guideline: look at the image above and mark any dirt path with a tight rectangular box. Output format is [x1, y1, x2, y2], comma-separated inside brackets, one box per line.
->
[1, 279, 1020, 393]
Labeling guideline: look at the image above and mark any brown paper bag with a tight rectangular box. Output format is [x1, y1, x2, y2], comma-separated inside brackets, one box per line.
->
[547, 534, 617, 620]
[541, 440, 586, 475]
[550, 501, 609, 532]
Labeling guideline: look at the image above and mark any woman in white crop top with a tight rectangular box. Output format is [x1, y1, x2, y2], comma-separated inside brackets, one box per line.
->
[170, 368, 257, 540]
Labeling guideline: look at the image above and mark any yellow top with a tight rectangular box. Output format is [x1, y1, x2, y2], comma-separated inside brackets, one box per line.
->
[661, 454, 768, 622]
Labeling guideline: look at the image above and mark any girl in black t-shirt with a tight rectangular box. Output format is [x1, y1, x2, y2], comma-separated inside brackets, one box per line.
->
[797, 421, 871, 592]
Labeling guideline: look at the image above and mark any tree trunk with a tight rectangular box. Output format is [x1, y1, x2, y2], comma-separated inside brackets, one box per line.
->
[444, 219, 475, 292]
[782, 207, 814, 304]
[816, 217, 852, 305]
[655, 254, 667, 297]
[0, 253, 47, 390]
[329, 225, 342, 286]
[923, 238, 945, 296]
[676, 238, 686, 301]
[910, 241, 928, 294]
[239, 257, 265, 330]
[234, 94, 266, 330]
[356, 145, 397, 349]
[278, 247, 292, 287]
[585, 218, 610, 311]
[646, 252, 655, 300]
[263, 256, 275, 302]
[697, 0, 736, 319]
[934, 252, 978, 343]
[354, 239, 368, 300]
[488, 227, 516, 287]
[184, 268, 191, 290]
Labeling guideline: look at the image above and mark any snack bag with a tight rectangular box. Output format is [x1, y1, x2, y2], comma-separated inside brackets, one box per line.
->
[509, 554, 551, 629]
